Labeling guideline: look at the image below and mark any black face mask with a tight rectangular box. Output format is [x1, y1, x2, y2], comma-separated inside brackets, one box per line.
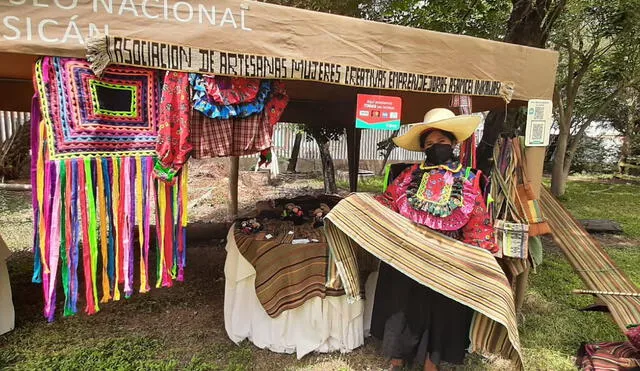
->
[424, 144, 453, 165]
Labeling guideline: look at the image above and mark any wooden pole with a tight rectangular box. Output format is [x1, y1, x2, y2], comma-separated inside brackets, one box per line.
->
[346, 127, 362, 192]
[0, 183, 31, 191]
[229, 156, 240, 219]
[513, 146, 547, 312]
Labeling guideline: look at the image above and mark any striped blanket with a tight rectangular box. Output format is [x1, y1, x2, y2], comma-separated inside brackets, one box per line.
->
[234, 222, 344, 318]
[323, 193, 523, 369]
[540, 188, 640, 330]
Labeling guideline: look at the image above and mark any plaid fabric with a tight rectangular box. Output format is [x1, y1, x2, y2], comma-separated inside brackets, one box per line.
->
[189, 110, 273, 158]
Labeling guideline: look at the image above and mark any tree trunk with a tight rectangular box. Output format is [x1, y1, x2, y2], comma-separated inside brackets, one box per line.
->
[551, 128, 569, 196]
[318, 140, 337, 194]
[287, 132, 303, 173]
[476, 0, 565, 175]
[477, 110, 506, 175]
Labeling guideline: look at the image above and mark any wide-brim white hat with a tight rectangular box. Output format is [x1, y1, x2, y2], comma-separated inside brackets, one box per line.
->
[393, 108, 482, 152]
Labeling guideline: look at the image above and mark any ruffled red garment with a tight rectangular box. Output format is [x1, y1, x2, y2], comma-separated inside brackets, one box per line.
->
[204, 76, 261, 106]
[376, 163, 498, 253]
[264, 81, 289, 127]
[155, 71, 192, 182]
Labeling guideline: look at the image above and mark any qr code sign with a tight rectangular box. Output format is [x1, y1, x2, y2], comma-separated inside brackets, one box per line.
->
[530, 120, 545, 142]
[534, 104, 546, 120]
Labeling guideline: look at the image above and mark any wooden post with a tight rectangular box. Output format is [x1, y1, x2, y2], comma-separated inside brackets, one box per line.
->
[347, 127, 362, 192]
[229, 156, 239, 219]
[514, 146, 547, 312]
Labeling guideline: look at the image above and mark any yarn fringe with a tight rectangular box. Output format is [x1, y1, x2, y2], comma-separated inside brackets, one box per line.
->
[33, 135, 188, 320]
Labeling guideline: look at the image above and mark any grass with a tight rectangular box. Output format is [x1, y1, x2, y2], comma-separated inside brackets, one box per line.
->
[1, 176, 639, 370]
[548, 177, 640, 238]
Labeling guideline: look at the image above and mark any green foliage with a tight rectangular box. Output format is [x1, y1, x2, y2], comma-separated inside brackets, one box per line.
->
[568, 135, 619, 174]
[367, 0, 511, 39]
[337, 175, 386, 193]
[263, 0, 370, 17]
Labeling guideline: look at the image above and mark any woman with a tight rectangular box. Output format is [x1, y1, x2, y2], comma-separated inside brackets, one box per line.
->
[371, 108, 498, 371]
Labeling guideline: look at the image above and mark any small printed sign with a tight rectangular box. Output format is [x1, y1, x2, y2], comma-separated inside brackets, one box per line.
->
[355, 94, 402, 130]
[525, 99, 553, 147]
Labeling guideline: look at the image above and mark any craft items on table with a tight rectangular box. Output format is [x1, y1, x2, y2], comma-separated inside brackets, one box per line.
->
[240, 218, 263, 235]
[282, 203, 305, 225]
[234, 219, 344, 317]
[33, 57, 188, 322]
[312, 203, 331, 228]
[224, 195, 365, 357]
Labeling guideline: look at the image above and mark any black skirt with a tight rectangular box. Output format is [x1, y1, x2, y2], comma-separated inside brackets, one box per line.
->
[370, 262, 474, 366]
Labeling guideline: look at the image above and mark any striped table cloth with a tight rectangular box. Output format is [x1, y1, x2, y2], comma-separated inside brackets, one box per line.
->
[540, 187, 640, 330]
[234, 222, 344, 318]
[323, 193, 523, 369]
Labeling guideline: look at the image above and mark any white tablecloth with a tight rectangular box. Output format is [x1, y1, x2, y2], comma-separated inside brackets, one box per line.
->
[0, 235, 15, 335]
[224, 227, 365, 359]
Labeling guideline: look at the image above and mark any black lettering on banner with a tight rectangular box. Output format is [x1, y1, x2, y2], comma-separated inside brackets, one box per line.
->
[491, 81, 501, 96]
[123, 38, 133, 64]
[181, 47, 192, 70]
[151, 42, 160, 68]
[220, 52, 228, 75]
[113, 37, 124, 64]
[102, 38, 504, 97]
[198, 49, 209, 72]
[140, 41, 147, 66]
[280, 58, 288, 78]
[132, 40, 141, 65]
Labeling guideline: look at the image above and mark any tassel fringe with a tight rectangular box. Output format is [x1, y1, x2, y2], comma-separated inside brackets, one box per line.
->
[33, 153, 188, 320]
[86, 35, 111, 77]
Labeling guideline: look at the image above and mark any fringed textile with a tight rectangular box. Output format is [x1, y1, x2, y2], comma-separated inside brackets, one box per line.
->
[32, 56, 188, 321]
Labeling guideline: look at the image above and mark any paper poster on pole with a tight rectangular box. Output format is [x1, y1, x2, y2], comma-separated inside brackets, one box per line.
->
[355, 94, 402, 130]
[525, 99, 553, 147]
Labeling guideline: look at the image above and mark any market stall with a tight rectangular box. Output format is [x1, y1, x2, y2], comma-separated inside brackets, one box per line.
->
[0, 0, 561, 368]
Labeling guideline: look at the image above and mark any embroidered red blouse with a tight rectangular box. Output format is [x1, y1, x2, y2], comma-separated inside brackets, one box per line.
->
[376, 163, 498, 253]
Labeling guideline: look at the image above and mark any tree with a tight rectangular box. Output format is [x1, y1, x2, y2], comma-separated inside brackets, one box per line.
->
[263, 0, 370, 17]
[476, 0, 567, 177]
[361, 0, 567, 177]
[302, 125, 345, 194]
[604, 86, 640, 175]
[287, 131, 304, 173]
[549, 0, 640, 195]
[363, 0, 511, 40]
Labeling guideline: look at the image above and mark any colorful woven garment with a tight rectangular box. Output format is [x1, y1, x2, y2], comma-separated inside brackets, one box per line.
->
[323, 193, 523, 369]
[35, 57, 160, 160]
[33, 57, 187, 322]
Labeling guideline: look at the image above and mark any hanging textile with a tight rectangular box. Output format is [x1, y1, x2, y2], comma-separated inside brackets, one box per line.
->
[154, 71, 192, 183]
[205, 76, 261, 106]
[450, 95, 477, 168]
[189, 81, 289, 158]
[190, 74, 273, 119]
[33, 56, 187, 322]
